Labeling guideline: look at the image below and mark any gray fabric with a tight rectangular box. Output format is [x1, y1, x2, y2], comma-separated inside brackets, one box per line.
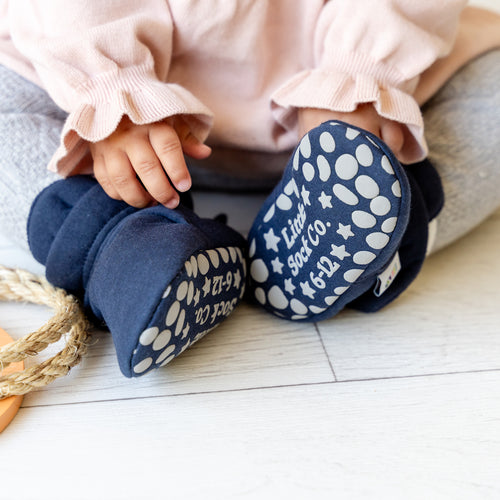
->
[424, 49, 500, 252]
[0, 65, 65, 249]
[188, 147, 288, 192]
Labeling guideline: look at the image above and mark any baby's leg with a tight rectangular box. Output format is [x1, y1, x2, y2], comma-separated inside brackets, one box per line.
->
[28, 177, 247, 376]
[423, 49, 500, 253]
[247, 50, 500, 321]
[0, 65, 65, 248]
[0, 64, 247, 377]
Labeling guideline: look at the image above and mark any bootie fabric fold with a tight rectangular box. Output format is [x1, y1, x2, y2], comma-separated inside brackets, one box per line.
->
[247, 120, 413, 322]
[349, 158, 444, 312]
[28, 176, 247, 377]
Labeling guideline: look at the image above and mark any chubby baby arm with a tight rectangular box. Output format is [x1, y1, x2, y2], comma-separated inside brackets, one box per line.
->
[298, 104, 405, 161]
[89, 115, 211, 208]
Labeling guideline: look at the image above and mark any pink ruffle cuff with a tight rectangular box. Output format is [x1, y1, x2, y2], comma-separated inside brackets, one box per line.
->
[271, 68, 427, 165]
[48, 64, 213, 176]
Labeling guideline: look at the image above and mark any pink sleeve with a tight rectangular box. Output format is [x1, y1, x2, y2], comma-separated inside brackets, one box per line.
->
[8, 0, 213, 175]
[271, 0, 467, 163]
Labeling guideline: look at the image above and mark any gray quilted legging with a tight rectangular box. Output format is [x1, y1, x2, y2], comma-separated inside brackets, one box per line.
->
[424, 49, 500, 252]
[0, 50, 499, 253]
[0, 66, 65, 248]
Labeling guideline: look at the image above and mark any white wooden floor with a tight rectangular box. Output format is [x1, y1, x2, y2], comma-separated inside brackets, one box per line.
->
[1, 1, 500, 496]
[1, 187, 499, 500]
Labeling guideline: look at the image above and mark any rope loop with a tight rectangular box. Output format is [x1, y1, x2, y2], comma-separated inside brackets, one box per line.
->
[0, 265, 90, 399]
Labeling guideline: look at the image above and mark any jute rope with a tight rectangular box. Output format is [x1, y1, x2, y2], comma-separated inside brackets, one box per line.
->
[0, 265, 91, 399]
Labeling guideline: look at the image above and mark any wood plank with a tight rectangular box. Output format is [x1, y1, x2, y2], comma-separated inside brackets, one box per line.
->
[319, 210, 500, 381]
[0, 300, 333, 407]
[192, 190, 268, 236]
[0, 201, 333, 406]
[1, 370, 499, 499]
[472, 0, 500, 13]
[0, 233, 45, 275]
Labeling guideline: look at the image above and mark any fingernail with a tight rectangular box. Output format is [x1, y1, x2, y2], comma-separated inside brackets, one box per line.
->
[177, 179, 191, 192]
[166, 198, 179, 209]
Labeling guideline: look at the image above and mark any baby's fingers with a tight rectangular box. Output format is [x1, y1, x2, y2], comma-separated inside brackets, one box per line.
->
[127, 137, 180, 208]
[101, 150, 153, 208]
[93, 152, 121, 200]
[176, 124, 212, 160]
[172, 118, 212, 160]
[149, 122, 192, 193]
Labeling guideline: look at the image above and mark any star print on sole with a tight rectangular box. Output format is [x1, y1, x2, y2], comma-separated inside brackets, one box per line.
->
[88, 208, 247, 377]
[28, 176, 247, 377]
[125, 245, 246, 376]
[248, 120, 410, 321]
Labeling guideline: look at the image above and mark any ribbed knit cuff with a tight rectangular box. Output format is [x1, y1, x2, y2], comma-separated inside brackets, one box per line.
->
[48, 63, 214, 176]
[271, 51, 427, 164]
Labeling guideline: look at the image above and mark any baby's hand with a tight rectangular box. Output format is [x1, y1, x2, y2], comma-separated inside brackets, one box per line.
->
[298, 104, 404, 160]
[89, 116, 211, 208]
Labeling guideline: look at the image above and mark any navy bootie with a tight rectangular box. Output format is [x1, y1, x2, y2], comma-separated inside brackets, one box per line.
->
[28, 176, 247, 376]
[247, 120, 442, 321]
[349, 158, 444, 312]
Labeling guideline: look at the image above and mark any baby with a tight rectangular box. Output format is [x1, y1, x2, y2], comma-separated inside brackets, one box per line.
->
[0, 0, 499, 376]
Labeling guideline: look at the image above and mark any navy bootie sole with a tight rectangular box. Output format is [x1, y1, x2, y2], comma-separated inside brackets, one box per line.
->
[248, 121, 411, 322]
[130, 246, 246, 375]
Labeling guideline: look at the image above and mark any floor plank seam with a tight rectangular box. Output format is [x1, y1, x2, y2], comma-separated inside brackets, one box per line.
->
[19, 366, 500, 410]
[314, 322, 338, 382]
[334, 366, 500, 384]
[20, 380, 338, 409]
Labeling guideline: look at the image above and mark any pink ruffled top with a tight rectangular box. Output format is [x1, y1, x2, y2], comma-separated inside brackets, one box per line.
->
[0, 0, 498, 175]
